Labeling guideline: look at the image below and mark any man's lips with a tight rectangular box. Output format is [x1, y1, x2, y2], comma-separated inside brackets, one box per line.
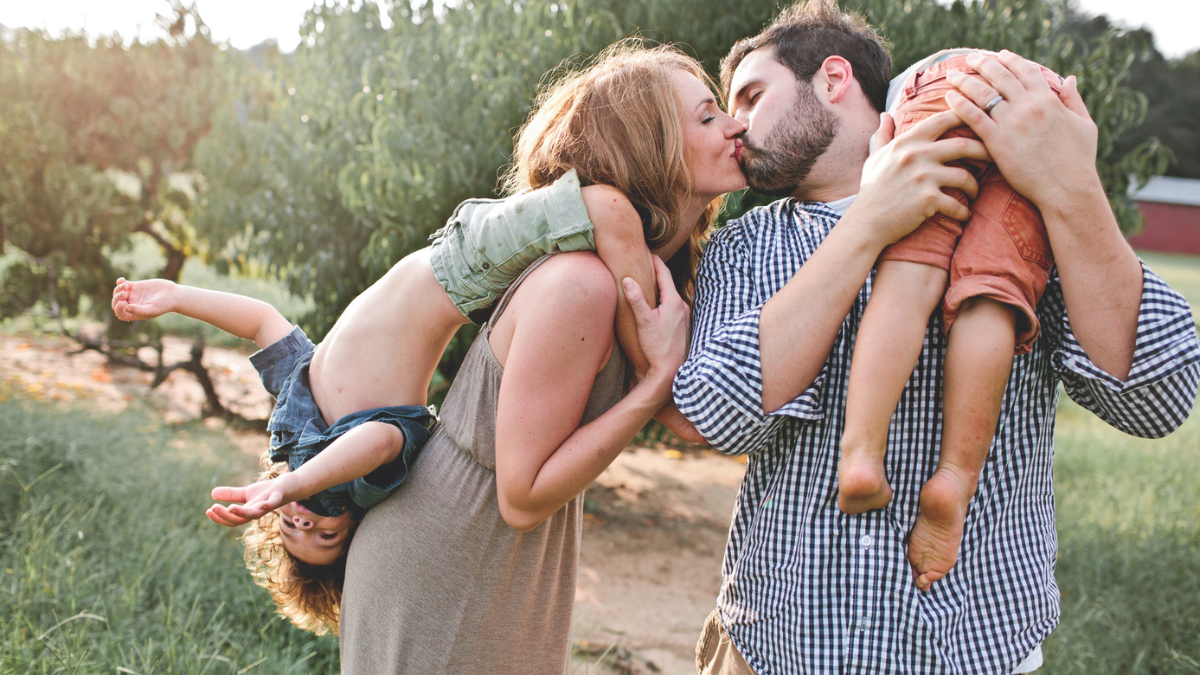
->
[732, 139, 743, 163]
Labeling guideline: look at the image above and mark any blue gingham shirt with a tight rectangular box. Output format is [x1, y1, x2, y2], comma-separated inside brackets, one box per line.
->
[674, 199, 1200, 675]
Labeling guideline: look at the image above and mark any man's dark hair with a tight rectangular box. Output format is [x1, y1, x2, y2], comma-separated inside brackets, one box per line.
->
[721, 0, 892, 113]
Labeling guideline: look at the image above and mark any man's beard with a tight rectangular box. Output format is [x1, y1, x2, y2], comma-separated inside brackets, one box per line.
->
[740, 83, 838, 198]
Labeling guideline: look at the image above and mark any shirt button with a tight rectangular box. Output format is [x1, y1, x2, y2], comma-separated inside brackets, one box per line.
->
[860, 535, 873, 549]
[481, 262, 491, 270]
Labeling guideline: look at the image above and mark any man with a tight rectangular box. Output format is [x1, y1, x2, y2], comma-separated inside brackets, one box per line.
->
[674, 2, 1200, 674]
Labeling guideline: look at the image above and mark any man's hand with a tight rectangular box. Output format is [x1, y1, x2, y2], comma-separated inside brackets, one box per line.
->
[945, 50, 1101, 213]
[206, 473, 299, 527]
[947, 50, 1141, 380]
[850, 109, 991, 245]
[112, 278, 176, 322]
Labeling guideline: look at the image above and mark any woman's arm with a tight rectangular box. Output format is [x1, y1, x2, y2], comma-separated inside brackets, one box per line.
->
[492, 254, 690, 532]
[112, 277, 293, 349]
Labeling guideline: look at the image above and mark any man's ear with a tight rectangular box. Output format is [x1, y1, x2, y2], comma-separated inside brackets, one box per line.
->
[817, 56, 856, 104]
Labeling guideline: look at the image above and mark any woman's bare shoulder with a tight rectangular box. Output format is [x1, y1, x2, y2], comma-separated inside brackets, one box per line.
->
[491, 252, 618, 368]
[521, 251, 617, 312]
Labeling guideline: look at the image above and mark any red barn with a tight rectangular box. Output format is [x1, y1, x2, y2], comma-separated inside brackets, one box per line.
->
[1126, 176, 1200, 255]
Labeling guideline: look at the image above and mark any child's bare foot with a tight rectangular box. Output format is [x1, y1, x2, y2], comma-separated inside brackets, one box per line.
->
[837, 455, 893, 514]
[907, 469, 974, 591]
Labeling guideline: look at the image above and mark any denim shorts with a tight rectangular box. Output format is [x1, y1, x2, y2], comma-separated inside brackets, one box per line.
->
[249, 327, 436, 521]
[428, 168, 595, 323]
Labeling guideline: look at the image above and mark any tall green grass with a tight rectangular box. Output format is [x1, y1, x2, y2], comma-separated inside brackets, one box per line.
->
[0, 393, 338, 674]
[1046, 398, 1200, 673]
[1043, 250, 1200, 673]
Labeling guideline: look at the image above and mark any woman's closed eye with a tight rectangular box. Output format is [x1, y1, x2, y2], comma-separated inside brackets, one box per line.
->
[319, 532, 339, 541]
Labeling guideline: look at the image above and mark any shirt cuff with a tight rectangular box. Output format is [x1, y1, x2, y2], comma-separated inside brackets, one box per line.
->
[695, 305, 827, 422]
[1052, 264, 1200, 393]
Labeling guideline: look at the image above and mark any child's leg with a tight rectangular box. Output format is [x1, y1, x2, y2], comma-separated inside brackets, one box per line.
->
[839, 259, 947, 514]
[584, 185, 657, 376]
[908, 296, 1016, 590]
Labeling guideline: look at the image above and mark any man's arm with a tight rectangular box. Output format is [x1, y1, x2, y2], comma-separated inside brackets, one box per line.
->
[1042, 266, 1200, 438]
[676, 111, 993, 449]
[757, 111, 991, 412]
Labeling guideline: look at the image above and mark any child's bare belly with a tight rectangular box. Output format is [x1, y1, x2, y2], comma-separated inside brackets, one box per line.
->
[305, 248, 468, 424]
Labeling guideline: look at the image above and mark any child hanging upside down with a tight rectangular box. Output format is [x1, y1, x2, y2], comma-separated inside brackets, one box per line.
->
[113, 168, 699, 633]
[837, 49, 1066, 591]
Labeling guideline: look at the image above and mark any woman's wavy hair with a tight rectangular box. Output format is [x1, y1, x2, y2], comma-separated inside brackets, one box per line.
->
[241, 460, 348, 636]
[502, 38, 726, 304]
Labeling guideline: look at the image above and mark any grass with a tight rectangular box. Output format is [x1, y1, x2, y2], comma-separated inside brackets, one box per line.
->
[0, 386, 339, 674]
[1, 249, 1196, 674]
[1046, 397, 1200, 673]
[1041, 250, 1200, 673]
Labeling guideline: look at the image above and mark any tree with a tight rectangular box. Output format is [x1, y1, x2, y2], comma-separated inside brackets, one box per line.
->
[195, 0, 1168, 395]
[0, 3, 223, 321]
[0, 4, 246, 417]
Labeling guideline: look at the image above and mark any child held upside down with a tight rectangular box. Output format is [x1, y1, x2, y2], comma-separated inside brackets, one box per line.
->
[112, 169, 696, 634]
[837, 49, 1067, 591]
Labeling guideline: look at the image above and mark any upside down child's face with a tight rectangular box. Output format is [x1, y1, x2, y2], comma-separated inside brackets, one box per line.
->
[278, 501, 355, 566]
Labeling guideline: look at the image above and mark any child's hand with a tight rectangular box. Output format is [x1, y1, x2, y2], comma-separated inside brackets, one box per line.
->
[206, 474, 295, 527]
[112, 278, 176, 322]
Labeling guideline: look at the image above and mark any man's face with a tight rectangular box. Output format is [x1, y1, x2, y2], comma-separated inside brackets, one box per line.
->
[728, 47, 839, 197]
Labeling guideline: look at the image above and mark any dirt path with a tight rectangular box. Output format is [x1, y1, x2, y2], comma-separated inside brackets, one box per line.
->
[1, 331, 745, 674]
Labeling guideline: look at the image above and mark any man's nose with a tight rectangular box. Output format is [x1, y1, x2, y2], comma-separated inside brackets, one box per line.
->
[292, 514, 314, 530]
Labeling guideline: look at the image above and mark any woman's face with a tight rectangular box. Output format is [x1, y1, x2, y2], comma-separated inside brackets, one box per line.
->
[673, 70, 748, 199]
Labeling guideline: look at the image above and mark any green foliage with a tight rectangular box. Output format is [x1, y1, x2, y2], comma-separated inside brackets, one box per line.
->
[196, 0, 1168, 376]
[0, 398, 339, 674]
[0, 6, 223, 325]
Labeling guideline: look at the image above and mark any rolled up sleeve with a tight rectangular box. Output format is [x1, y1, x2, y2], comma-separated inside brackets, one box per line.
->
[1049, 263, 1200, 438]
[674, 226, 825, 455]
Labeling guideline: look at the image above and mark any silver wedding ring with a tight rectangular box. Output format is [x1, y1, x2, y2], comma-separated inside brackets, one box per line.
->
[983, 94, 1005, 116]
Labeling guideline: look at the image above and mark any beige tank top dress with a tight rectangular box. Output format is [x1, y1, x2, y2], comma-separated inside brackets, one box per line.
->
[339, 254, 626, 674]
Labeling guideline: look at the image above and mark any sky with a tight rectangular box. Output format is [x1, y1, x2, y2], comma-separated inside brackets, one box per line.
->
[1, 0, 1198, 58]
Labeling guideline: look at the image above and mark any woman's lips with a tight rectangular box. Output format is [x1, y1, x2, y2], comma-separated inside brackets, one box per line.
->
[733, 140, 743, 163]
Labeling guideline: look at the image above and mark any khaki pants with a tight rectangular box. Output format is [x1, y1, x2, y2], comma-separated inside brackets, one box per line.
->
[695, 607, 1041, 674]
[695, 609, 758, 675]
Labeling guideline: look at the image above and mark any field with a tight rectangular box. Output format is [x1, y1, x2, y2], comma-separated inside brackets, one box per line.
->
[1, 251, 1198, 674]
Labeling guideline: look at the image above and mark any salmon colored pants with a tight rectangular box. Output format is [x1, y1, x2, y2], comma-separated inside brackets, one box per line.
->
[879, 53, 1063, 353]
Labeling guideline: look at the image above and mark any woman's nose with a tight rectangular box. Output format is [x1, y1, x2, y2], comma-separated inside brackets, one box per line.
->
[726, 114, 748, 137]
[292, 514, 313, 529]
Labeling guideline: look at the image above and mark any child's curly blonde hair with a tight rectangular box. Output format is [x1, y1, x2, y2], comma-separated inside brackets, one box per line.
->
[241, 459, 348, 636]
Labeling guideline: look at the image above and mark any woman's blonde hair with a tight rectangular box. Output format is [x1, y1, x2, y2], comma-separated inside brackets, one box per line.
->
[502, 38, 726, 303]
[242, 460, 347, 636]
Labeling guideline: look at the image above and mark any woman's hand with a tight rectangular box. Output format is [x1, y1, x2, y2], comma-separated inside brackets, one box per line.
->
[622, 255, 690, 394]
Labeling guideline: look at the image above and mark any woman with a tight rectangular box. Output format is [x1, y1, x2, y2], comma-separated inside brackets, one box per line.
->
[339, 41, 746, 673]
